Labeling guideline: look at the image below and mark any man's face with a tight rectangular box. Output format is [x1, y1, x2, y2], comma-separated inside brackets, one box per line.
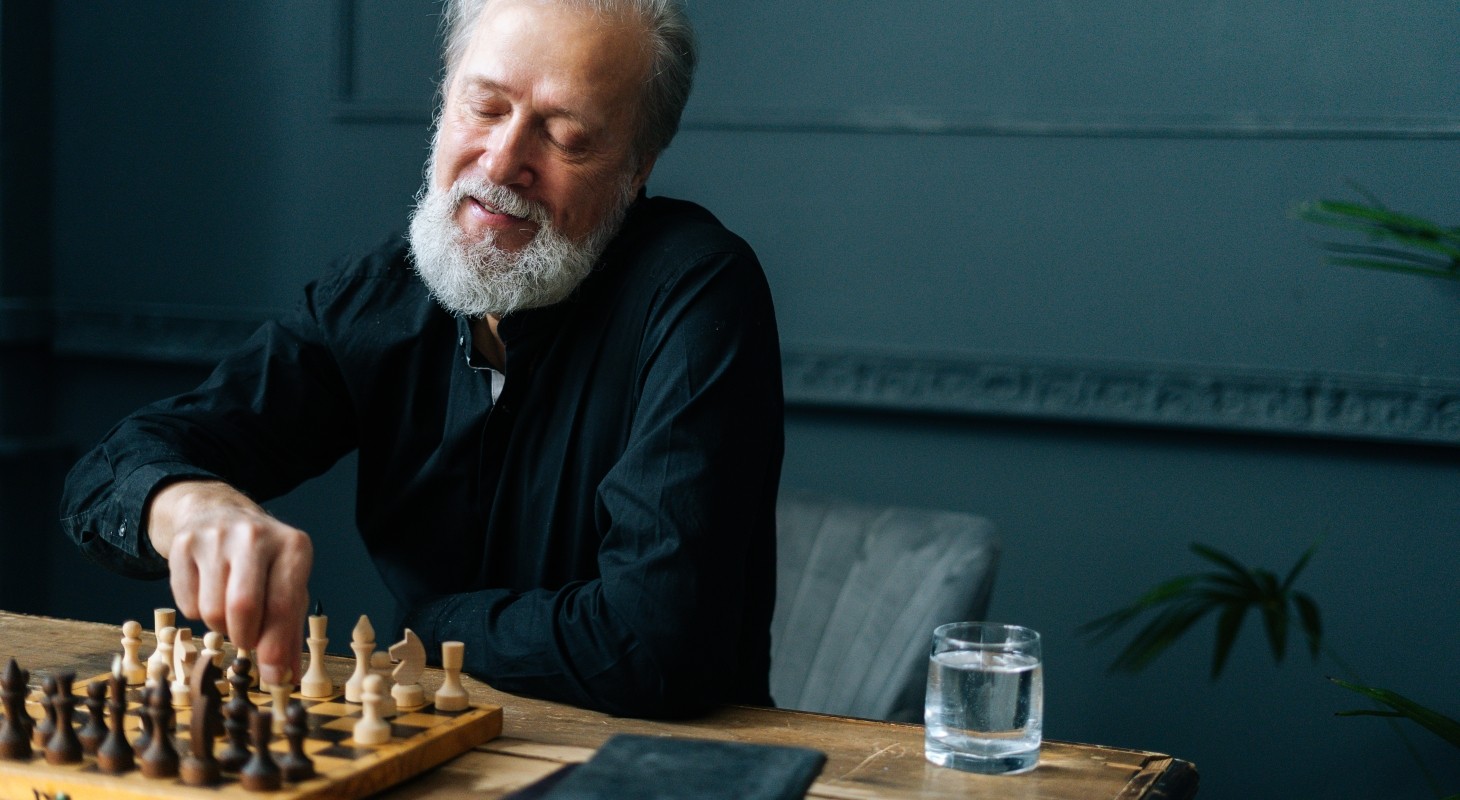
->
[433, 0, 654, 253]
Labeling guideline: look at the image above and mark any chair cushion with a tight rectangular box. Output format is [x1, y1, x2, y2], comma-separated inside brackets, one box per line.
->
[771, 493, 999, 721]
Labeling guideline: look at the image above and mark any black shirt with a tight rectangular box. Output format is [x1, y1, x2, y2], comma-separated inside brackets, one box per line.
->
[60, 196, 785, 718]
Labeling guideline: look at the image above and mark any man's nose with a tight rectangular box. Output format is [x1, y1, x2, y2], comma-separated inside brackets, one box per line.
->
[482, 116, 535, 188]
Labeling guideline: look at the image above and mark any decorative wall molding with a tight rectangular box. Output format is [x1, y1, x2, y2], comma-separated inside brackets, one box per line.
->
[330, 0, 437, 124]
[683, 109, 1460, 141]
[783, 348, 1460, 447]
[46, 305, 1460, 448]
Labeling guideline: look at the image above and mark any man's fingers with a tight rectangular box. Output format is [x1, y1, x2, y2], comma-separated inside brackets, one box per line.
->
[168, 533, 201, 621]
[254, 528, 313, 687]
[224, 529, 270, 653]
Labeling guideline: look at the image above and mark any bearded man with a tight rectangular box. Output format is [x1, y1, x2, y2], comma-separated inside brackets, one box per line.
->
[60, 0, 782, 718]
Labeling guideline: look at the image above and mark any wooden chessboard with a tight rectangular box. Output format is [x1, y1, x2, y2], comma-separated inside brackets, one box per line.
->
[0, 672, 502, 800]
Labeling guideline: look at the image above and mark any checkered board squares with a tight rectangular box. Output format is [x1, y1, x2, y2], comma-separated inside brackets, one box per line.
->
[0, 673, 502, 800]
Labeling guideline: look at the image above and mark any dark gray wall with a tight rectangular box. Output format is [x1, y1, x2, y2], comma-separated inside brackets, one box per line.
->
[5, 2, 1458, 798]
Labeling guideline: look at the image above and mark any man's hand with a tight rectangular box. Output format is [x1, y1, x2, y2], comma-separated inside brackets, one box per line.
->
[148, 480, 313, 687]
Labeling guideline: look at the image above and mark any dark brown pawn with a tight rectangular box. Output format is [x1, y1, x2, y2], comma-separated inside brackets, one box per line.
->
[240, 709, 281, 792]
[219, 689, 252, 771]
[96, 670, 135, 774]
[77, 680, 108, 754]
[181, 691, 223, 786]
[0, 658, 33, 760]
[32, 675, 55, 749]
[44, 672, 84, 765]
[278, 700, 315, 782]
[139, 678, 180, 779]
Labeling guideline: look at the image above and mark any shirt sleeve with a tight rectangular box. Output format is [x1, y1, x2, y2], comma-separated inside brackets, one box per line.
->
[404, 247, 783, 718]
[59, 268, 363, 578]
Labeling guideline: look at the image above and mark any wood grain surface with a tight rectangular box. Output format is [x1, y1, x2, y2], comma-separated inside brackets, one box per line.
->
[0, 611, 1197, 799]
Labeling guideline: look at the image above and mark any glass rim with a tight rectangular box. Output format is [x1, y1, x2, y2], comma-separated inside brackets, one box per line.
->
[933, 621, 1041, 649]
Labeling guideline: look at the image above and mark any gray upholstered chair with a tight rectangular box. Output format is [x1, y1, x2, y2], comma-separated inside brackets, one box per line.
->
[770, 492, 999, 722]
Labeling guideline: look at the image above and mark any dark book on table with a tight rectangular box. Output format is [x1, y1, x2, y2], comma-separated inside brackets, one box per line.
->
[503, 733, 827, 800]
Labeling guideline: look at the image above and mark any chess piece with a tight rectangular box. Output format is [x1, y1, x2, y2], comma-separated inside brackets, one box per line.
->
[96, 658, 135, 774]
[433, 641, 469, 711]
[45, 672, 84, 765]
[77, 679, 109, 754]
[120, 620, 147, 685]
[181, 658, 224, 787]
[139, 679, 180, 779]
[202, 631, 230, 695]
[146, 609, 176, 680]
[352, 674, 391, 745]
[149, 626, 176, 689]
[172, 628, 196, 708]
[278, 700, 316, 782]
[234, 646, 259, 689]
[390, 629, 427, 710]
[345, 614, 375, 703]
[301, 604, 333, 698]
[133, 685, 155, 753]
[33, 674, 56, 749]
[370, 652, 397, 717]
[0, 658, 33, 760]
[266, 669, 293, 733]
[219, 657, 255, 771]
[240, 709, 282, 792]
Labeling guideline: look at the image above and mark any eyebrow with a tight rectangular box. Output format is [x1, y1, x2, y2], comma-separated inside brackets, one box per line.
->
[459, 76, 587, 126]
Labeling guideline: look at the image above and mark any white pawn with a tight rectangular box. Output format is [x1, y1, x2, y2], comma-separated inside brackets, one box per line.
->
[120, 620, 147, 685]
[265, 669, 293, 733]
[301, 611, 333, 699]
[433, 641, 468, 712]
[201, 631, 230, 695]
[369, 652, 397, 717]
[146, 608, 175, 672]
[345, 615, 375, 703]
[148, 626, 176, 688]
[352, 674, 391, 745]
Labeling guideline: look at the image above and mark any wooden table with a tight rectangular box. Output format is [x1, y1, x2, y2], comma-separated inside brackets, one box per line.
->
[0, 612, 1196, 799]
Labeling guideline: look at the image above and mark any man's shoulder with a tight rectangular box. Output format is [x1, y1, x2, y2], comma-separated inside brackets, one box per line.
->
[613, 195, 753, 264]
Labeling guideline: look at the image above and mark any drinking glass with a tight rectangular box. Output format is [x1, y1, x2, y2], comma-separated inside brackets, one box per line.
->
[924, 622, 1043, 775]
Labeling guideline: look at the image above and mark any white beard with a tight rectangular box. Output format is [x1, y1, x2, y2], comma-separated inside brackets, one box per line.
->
[407, 174, 634, 317]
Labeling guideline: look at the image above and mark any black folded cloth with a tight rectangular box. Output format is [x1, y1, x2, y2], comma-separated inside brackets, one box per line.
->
[503, 733, 827, 800]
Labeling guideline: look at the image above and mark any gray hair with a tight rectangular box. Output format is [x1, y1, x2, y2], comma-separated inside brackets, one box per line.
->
[438, 0, 697, 166]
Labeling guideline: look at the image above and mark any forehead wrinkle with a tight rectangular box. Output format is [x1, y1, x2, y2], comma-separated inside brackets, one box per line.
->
[458, 75, 589, 127]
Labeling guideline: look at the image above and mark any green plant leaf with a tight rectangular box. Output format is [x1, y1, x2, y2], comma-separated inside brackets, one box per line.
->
[1210, 603, 1247, 680]
[1298, 200, 1460, 246]
[1336, 709, 1405, 718]
[1189, 543, 1260, 592]
[1325, 257, 1460, 280]
[1109, 602, 1214, 673]
[1330, 678, 1460, 749]
[1293, 591, 1322, 660]
[1078, 574, 1203, 639]
[1320, 242, 1458, 269]
[1261, 597, 1288, 664]
[1281, 541, 1320, 591]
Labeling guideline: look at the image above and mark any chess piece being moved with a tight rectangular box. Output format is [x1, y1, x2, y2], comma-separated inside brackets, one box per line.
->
[120, 620, 147, 685]
[301, 601, 333, 698]
[0, 658, 33, 760]
[266, 669, 293, 732]
[389, 629, 427, 710]
[433, 641, 469, 711]
[345, 615, 375, 703]
[352, 674, 391, 745]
